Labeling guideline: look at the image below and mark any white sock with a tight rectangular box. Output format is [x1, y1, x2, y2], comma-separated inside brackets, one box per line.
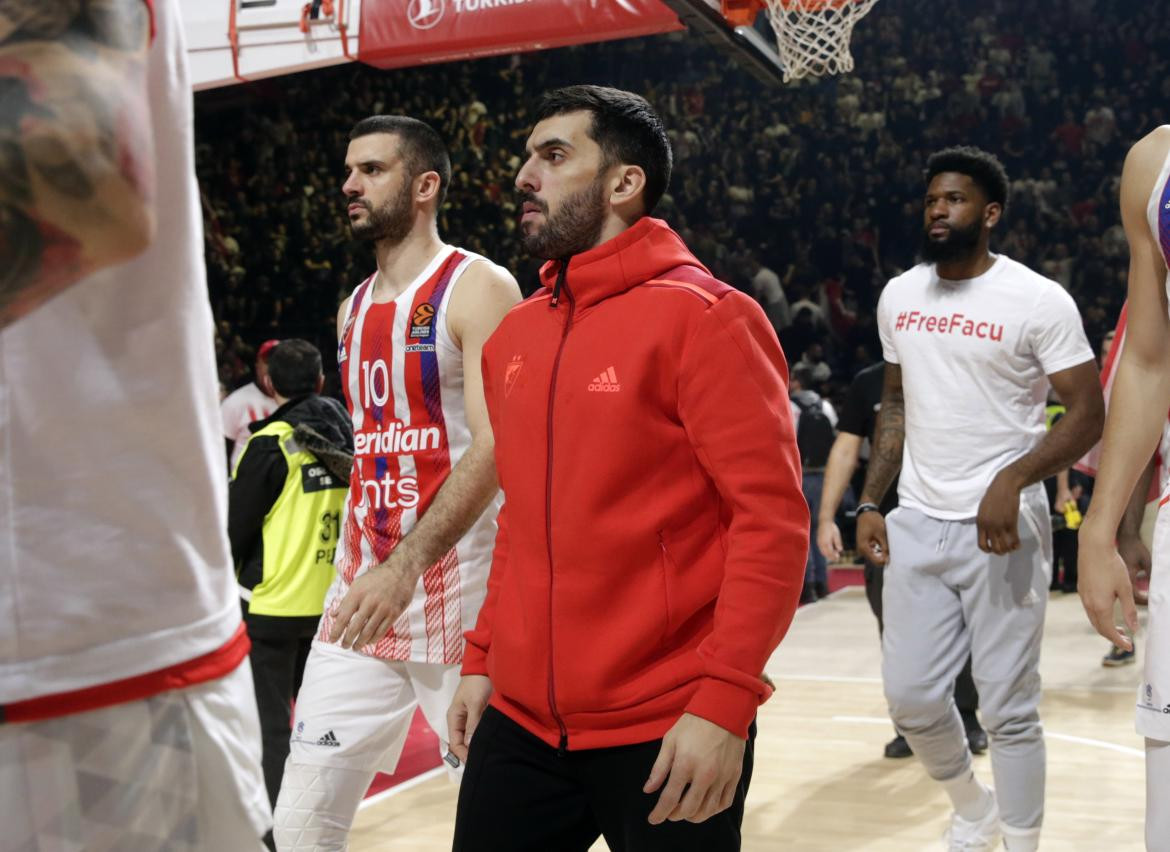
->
[1001, 823, 1040, 851]
[940, 769, 993, 822]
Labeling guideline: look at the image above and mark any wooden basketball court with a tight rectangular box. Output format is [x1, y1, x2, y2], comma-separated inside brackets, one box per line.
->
[350, 586, 1146, 851]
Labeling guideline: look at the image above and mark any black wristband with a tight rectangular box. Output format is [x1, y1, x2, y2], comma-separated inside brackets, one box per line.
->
[855, 502, 882, 516]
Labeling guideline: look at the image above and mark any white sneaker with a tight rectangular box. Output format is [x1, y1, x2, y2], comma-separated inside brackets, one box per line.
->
[943, 792, 1001, 851]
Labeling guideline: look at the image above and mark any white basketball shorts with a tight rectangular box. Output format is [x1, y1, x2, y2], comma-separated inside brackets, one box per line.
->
[287, 639, 463, 775]
[0, 660, 271, 850]
[1139, 500, 1170, 741]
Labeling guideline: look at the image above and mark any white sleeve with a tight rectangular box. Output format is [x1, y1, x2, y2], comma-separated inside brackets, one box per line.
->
[823, 400, 839, 428]
[220, 394, 239, 440]
[877, 284, 900, 364]
[1028, 283, 1096, 375]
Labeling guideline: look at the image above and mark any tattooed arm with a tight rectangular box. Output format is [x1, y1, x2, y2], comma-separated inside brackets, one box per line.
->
[854, 362, 904, 565]
[860, 362, 905, 507]
[0, 0, 156, 329]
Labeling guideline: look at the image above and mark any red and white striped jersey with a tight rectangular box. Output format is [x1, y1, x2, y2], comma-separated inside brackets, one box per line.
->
[318, 246, 501, 664]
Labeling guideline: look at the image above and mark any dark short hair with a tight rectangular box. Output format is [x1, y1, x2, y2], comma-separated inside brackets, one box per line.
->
[267, 339, 323, 398]
[925, 146, 1010, 212]
[535, 85, 672, 215]
[791, 364, 816, 388]
[350, 115, 452, 209]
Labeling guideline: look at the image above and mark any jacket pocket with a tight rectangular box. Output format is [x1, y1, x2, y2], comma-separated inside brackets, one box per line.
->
[657, 531, 676, 640]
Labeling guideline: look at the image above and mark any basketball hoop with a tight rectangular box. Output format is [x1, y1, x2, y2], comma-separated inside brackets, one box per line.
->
[760, 0, 879, 82]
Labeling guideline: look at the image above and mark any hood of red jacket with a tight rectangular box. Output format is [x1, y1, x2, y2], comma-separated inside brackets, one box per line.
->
[537, 217, 711, 309]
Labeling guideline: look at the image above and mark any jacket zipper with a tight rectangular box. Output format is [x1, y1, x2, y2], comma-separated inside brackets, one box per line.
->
[545, 273, 574, 756]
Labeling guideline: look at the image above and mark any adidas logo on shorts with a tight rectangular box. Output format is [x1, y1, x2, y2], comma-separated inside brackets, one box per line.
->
[316, 730, 341, 747]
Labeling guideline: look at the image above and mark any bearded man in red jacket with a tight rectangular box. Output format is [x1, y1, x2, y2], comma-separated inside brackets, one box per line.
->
[446, 85, 808, 852]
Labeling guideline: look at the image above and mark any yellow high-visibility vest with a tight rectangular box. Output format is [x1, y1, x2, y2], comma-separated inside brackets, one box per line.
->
[237, 421, 347, 617]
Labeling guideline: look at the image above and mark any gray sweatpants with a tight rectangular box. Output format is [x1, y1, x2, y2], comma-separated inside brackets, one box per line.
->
[882, 491, 1051, 832]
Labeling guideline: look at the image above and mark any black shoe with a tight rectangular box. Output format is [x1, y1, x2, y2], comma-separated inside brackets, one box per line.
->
[883, 734, 913, 758]
[1102, 645, 1136, 667]
[1060, 584, 1077, 593]
[966, 725, 989, 755]
[814, 580, 829, 599]
[799, 584, 818, 605]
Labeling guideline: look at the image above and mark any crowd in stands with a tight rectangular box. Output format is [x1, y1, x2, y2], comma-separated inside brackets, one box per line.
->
[197, 0, 1166, 404]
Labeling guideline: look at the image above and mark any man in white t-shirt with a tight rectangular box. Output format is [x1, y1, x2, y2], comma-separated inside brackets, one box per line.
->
[855, 147, 1103, 851]
[223, 339, 281, 472]
[750, 252, 791, 333]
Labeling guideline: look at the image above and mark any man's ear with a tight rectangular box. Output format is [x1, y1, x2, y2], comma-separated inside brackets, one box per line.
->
[985, 201, 1003, 230]
[609, 164, 648, 214]
[261, 374, 275, 397]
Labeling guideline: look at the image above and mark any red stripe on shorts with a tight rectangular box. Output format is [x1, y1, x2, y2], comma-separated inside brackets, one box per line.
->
[2, 622, 251, 724]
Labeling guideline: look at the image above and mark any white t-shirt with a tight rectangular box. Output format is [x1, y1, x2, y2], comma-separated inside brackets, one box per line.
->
[877, 255, 1094, 519]
[0, 0, 241, 703]
[222, 381, 278, 471]
[753, 266, 791, 329]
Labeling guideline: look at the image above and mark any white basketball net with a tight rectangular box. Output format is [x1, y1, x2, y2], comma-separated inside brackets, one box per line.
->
[761, 0, 880, 82]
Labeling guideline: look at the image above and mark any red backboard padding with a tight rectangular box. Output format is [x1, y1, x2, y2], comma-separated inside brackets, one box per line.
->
[358, 0, 684, 69]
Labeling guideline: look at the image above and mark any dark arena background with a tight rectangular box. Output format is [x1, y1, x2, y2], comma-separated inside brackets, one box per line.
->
[188, 1, 1156, 847]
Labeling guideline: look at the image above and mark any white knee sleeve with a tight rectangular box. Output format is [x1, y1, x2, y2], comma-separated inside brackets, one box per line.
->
[272, 760, 374, 852]
[1148, 738, 1170, 852]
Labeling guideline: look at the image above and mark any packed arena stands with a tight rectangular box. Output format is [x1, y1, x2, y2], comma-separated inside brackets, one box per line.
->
[196, 0, 1162, 398]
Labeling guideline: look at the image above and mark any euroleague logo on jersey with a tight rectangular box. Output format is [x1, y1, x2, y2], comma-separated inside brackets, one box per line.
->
[410, 303, 436, 339]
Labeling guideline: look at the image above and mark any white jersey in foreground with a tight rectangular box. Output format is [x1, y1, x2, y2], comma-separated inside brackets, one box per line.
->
[1138, 131, 1170, 739]
[877, 255, 1095, 519]
[0, 0, 242, 707]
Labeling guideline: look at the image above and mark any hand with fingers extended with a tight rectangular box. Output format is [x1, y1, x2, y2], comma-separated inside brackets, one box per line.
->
[817, 518, 844, 562]
[1078, 521, 1140, 651]
[975, 469, 1023, 555]
[643, 713, 746, 826]
[447, 675, 493, 763]
[855, 510, 889, 565]
[328, 564, 419, 650]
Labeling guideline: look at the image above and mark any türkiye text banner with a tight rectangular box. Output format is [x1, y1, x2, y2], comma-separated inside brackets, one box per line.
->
[358, 0, 684, 69]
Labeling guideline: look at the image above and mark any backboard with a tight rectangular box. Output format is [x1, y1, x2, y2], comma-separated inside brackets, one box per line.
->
[658, 0, 787, 85]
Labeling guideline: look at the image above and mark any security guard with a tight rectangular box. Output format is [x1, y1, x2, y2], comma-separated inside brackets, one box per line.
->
[229, 339, 353, 809]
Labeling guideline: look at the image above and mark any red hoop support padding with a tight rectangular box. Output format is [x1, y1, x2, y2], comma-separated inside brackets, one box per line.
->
[721, 0, 765, 27]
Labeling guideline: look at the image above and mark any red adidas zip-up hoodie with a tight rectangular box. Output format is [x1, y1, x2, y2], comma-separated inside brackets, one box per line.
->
[463, 217, 808, 750]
